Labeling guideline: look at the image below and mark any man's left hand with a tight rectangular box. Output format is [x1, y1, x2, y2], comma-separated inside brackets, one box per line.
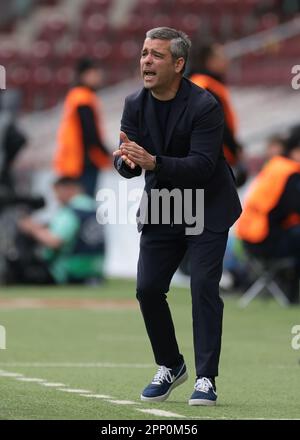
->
[121, 142, 156, 171]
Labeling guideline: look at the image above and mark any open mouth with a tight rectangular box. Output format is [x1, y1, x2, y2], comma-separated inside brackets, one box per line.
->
[143, 71, 156, 80]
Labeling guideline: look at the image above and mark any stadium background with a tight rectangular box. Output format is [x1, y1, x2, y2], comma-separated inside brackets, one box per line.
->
[1, 0, 300, 277]
[0, 0, 300, 421]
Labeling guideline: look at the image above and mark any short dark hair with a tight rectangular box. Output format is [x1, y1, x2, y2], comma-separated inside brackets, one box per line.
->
[76, 57, 98, 75]
[53, 176, 82, 187]
[145, 27, 191, 73]
[267, 134, 286, 146]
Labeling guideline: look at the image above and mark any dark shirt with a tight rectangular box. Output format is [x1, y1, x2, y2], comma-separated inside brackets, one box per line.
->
[151, 95, 174, 148]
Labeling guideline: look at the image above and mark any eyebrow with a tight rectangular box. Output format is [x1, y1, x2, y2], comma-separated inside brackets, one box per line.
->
[141, 48, 166, 57]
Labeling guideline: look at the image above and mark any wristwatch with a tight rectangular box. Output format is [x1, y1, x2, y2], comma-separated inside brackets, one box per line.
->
[153, 155, 163, 173]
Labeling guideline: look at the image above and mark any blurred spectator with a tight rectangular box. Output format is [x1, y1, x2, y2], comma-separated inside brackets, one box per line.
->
[236, 128, 300, 303]
[0, 89, 46, 283]
[0, 90, 27, 190]
[54, 58, 111, 196]
[220, 234, 251, 292]
[264, 134, 287, 162]
[5, 177, 105, 285]
[189, 42, 248, 187]
[221, 134, 287, 291]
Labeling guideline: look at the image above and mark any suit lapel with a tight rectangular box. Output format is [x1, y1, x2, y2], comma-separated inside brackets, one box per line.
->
[144, 92, 164, 155]
[165, 78, 190, 152]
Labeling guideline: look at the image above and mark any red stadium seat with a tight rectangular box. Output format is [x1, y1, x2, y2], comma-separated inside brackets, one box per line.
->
[55, 66, 73, 87]
[176, 0, 201, 12]
[133, 0, 162, 13]
[82, 0, 111, 16]
[29, 41, 54, 65]
[64, 41, 89, 65]
[279, 38, 300, 57]
[2, 0, 296, 111]
[37, 16, 68, 43]
[118, 16, 146, 40]
[33, 66, 53, 87]
[0, 45, 18, 65]
[169, 13, 201, 37]
[90, 41, 113, 64]
[8, 65, 30, 88]
[150, 14, 173, 28]
[107, 40, 140, 72]
[79, 13, 110, 42]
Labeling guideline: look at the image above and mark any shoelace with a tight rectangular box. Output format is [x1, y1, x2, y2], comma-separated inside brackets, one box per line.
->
[194, 377, 213, 393]
[152, 366, 174, 384]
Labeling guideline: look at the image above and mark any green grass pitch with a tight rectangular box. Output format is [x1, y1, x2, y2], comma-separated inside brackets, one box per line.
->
[0, 279, 299, 420]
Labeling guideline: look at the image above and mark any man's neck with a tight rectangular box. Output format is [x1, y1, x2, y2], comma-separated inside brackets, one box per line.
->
[151, 77, 182, 101]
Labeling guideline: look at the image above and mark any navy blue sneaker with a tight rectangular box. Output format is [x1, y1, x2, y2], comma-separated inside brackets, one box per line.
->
[141, 362, 188, 402]
[188, 377, 217, 406]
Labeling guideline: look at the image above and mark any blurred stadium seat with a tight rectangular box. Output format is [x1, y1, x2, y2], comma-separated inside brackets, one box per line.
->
[0, 0, 299, 112]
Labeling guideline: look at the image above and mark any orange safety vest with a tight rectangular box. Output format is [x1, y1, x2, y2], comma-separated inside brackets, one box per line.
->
[236, 156, 300, 243]
[54, 86, 111, 177]
[189, 73, 238, 165]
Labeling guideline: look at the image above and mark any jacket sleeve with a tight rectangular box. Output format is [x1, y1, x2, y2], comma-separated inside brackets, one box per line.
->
[154, 97, 224, 187]
[114, 97, 142, 179]
[77, 105, 110, 156]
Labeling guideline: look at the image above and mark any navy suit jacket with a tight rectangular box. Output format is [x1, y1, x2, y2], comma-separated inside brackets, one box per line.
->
[115, 77, 242, 232]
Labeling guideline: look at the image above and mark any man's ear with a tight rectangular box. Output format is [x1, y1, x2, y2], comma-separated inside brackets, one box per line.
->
[175, 57, 185, 74]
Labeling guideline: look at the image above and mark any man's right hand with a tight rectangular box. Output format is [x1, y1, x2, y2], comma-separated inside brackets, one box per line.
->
[113, 131, 137, 170]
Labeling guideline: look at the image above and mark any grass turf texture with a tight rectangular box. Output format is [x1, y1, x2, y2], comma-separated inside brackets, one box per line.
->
[0, 279, 299, 420]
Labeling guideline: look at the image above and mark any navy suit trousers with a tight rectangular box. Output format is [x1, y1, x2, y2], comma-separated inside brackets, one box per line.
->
[136, 224, 228, 377]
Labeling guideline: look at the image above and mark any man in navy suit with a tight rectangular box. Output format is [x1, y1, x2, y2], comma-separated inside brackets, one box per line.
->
[113, 27, 241, 406]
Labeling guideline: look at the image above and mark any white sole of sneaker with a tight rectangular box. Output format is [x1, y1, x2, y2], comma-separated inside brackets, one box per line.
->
[188, 398, 216, 406]
[140, 371, 188, 402]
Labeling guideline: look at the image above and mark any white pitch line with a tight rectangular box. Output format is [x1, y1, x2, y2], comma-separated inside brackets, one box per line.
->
[16, 378, 45, 383]
[0, 362, 153, 369]
[137, 409, 186, 418]
[58, 388, 91, 394]
[0, 371, 24, 378]
[190, 416, 226, 420]
[108, 400, 139, 405]
[80, 394, 113, 399]
[1, 368, 187, 419]
[2, 369, 300, 420]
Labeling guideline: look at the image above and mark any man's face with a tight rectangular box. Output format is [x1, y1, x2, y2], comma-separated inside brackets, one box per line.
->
[207, 44, 229, 76]
[80, 68, 102, 90]
[266, 140, 285, 160]
[54, 185, 78, 205]
[54, 186, 70, 204]
[140, 38, 184, 93]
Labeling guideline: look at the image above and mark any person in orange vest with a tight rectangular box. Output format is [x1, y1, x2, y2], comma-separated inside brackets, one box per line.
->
[189, 43, 248, 187]
[236, 127, 300, 303]
[54, 58, 111, 196]
[264, 134, 286, 162]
